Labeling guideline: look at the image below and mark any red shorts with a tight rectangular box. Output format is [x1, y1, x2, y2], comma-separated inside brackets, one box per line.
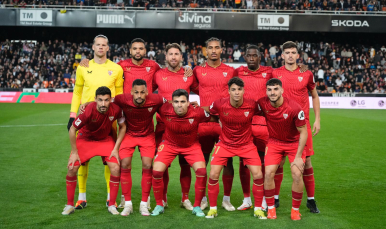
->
[198, 123, 221, 154]
[154, 142, 205, 167]
[264, 140, 306, 166]
[252, 124, 269, 152]
[211, 143, 261, 166]
[119, 133, 156, 160]
[305, 124, 314, 156]
[72, 136, 118, 166]
[155, 113, 165, 148]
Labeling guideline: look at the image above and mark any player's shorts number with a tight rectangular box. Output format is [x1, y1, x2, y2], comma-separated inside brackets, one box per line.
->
[158, 144, 164, 152]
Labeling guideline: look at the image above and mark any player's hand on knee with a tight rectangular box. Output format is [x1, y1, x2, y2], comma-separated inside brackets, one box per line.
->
[68, 152, 80, 169]
[109, 149, 120, 165]
[291, 157, 305, 174]
[80, 59, 90, 68]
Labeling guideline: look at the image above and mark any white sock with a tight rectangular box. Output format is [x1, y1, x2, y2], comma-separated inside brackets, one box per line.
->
[78, 193, 86, 201]
[243, 197, 251, 203]
[262, 196, 267, 208]
[292, 207, 299, 210]
[107, 193, 110, 200]
[125, 201, 132, 205]
[274, 195, 279, 199]
[268, 206, 275, 209]
[140, 201, 147, 205]
[202, 196, 207, 201]
[210, 206, 217, 210]
[223, 196, 230, 202]
[307, 197, 315, 200]
[121, 195, 124, 198]
[148, 196, 151, 201]
[254, 207, 262, 211]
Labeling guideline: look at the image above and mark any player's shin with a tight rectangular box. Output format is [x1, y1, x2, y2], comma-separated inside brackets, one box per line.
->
[222, 159, 234, 200]
[66, 175, 77, 206]
[109, 175, 120, 207]
[180, 163, 192, 202]
[253, 178, 264, 208]
[141, 169, 152, 202]
[303, 167, 315, 198]
[194, 168, 207, 207]
[163, 169, 169, 203]
[121, 168, 132, 201]
[153, 171, 165, 206]
[274, 167, 284, 199]
[239, 162, 251, 198]
[208, 178, 219, 208]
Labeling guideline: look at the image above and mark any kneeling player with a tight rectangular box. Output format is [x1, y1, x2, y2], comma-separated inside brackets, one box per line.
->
[204, 77, 266, 219]
[62, 87, 126, 216]
[257, 79, 307, 220]
[151, 89, 215, 217]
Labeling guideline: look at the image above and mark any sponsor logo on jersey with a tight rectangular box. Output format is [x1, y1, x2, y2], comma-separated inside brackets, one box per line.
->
[75, 118, 81, 126]
[109, 116, 114, 121]
[298, 110, 305, 120]
[189, 118, 194, 124]
[223, 72, 228, 77]
[278, 75, 282, 79]
[183, 77, 188, 82]
[148, 107, 153, 112]
[146, 67, 151, 72]
[166, 118, 172, 122]
[162, 77, 167, 81]
[244, 111, 249, 117]
[91, 118, 97, 122]
[283, 113, 288, 119]
[108, 70, 113, 76]
[202, 73, 207, 76]
[243, 71, 248, 75]
[125, 67, 131, 71]
[262, 73, 267, 78]
[223, 112, 229, 116]
[298, 76, 303, 82]
[87, 71, 92, 74]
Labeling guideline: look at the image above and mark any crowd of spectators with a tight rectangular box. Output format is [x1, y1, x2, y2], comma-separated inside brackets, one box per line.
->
[1, 39, 385, 93]
[1, 0, 385, 11]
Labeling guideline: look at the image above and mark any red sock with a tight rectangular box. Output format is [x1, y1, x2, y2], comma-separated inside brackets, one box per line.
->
[265, 188, 275, 207]
[208, 178, 219, 207]
[153, 170, 164, 206]
[120, 168, 132, 201]
[274, 167, 284, 197]
[194, 168, 207, 207]
[253, 178, 264, 208]
[141, 169, 152, 202]
[66, 175, 77, 206]
[292, 191, 303, 209]
[180, 165, 192, 201]
[163, 168, 169, 202]
[239, 162, 251, 198]
[222, 174, 234, 196]
[303, 167, 315, 198]
[109, 175, 120, 206]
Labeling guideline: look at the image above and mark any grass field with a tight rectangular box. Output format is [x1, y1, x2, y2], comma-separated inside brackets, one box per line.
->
[1, 103, 385, 228]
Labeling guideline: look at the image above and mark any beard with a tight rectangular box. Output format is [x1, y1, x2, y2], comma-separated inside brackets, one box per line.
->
[132, 54, 143, 61]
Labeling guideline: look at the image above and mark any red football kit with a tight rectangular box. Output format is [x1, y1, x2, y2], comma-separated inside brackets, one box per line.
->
[118, 59, 160, 93]
[272, 66, 316, 156]
[256, 96, 307, 166]
[235, 65, 273, 152]
[194, 63, 236, 154]
[209, 97, 261, 166]
[72, 102, 124, 166]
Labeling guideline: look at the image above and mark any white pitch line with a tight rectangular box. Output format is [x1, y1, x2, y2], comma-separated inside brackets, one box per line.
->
[0, 124, 66, 128]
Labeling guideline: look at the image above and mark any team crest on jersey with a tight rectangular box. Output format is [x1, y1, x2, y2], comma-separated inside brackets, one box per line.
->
[189, 119, 194, 124]
[283, 113, 288, 119]
[278, 76, 282, 79]
[126, 67, 131, 71]
[146, 67, 151, 72]
[223, 112, 229, 116]
[223, 72, 227, 77]
[183, 77, 188, 82]
[298, 76, 303, 82]
[148, 107, 153, 112]
[262, 73, 267, 78]
[108, 70, 113, 76]
[244, 112, 249, 117]
[162, 77, 167, 81]
[202, 73, 207, 76]
[109, 116, 114, 121]
[166, 118, 172, 122]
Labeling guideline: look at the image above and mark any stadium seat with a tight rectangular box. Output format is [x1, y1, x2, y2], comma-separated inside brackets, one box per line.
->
[64, 78, 70, 84]
[43, 81, 49, 88]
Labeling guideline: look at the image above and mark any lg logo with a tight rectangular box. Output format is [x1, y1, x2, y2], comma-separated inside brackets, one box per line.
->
[350, 100, 365, 107]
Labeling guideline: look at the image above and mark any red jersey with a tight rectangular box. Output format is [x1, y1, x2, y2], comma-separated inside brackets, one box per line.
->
[272, 66, 315, 121]
[209, 98, 259, 149]
[257, 97, 306, 143]
[235, 65, 273, 125]
[153, 67, 199, 100]
[158, 103, 211, 148]
[113, 93, 165, 137]
[194, 63, 236, 106]
[118, 59, 161, 94]
[73, 102, 123, 141]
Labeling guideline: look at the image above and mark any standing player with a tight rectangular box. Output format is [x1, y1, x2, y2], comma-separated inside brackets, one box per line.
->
[257, 78, 308, 220]
[272, 41, 320, 213]
[203, 77, 266, 219]
[153, 43, 199, 210]
[150, 89, 214, 217]
[194, 37, 236, 211]
[67, 35, 124, 210]
[62, 87, 126, 216]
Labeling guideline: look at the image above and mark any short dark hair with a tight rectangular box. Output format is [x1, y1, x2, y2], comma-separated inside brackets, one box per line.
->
[266, 78, 282, 87]
[205, 37, 222, 48]
[165, 43, 182, 54]
[132, 79, 147, 88]
[93, 34, 109, 45]
[95, 86, 111, 97]
[282, 41, 298, 53]
[130, 38, 146, 48]
[246, 44, 259, 51]
[228, 77, 244, 89]
[172, 89, 189, 101]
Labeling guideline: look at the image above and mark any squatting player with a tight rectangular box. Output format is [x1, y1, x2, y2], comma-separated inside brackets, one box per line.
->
[203, 77, 266, 219]
[150, 89, 216, 217]
[62, 87, 126, 216]
[68, 35, 123, 210]
[193, 37, 237, 211]
[272, 41, 320, 213]
[153, 43, 199, 210]
[257, 78, 308, 221]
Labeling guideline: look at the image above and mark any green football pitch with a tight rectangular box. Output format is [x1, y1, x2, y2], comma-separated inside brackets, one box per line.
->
[1, 103, 385, 228]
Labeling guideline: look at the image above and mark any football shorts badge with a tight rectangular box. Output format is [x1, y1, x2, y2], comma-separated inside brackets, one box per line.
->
[189, 119, 194, 124]
[109, 116, 114, 121]
[146, 67, 151, 72]
[183, 77, 188, 82]
[262, 73, 267, 78]
[283, 113, 288, 119]
[223, 72, 227, 77]
[108, 70, 113, 76]
[244, 112, 249, 117]
[298, 76, 303, 82]
[148, 107, 153, 112]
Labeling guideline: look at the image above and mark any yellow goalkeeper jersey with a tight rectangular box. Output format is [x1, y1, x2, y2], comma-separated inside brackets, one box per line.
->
[70, 59, 124, 114]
